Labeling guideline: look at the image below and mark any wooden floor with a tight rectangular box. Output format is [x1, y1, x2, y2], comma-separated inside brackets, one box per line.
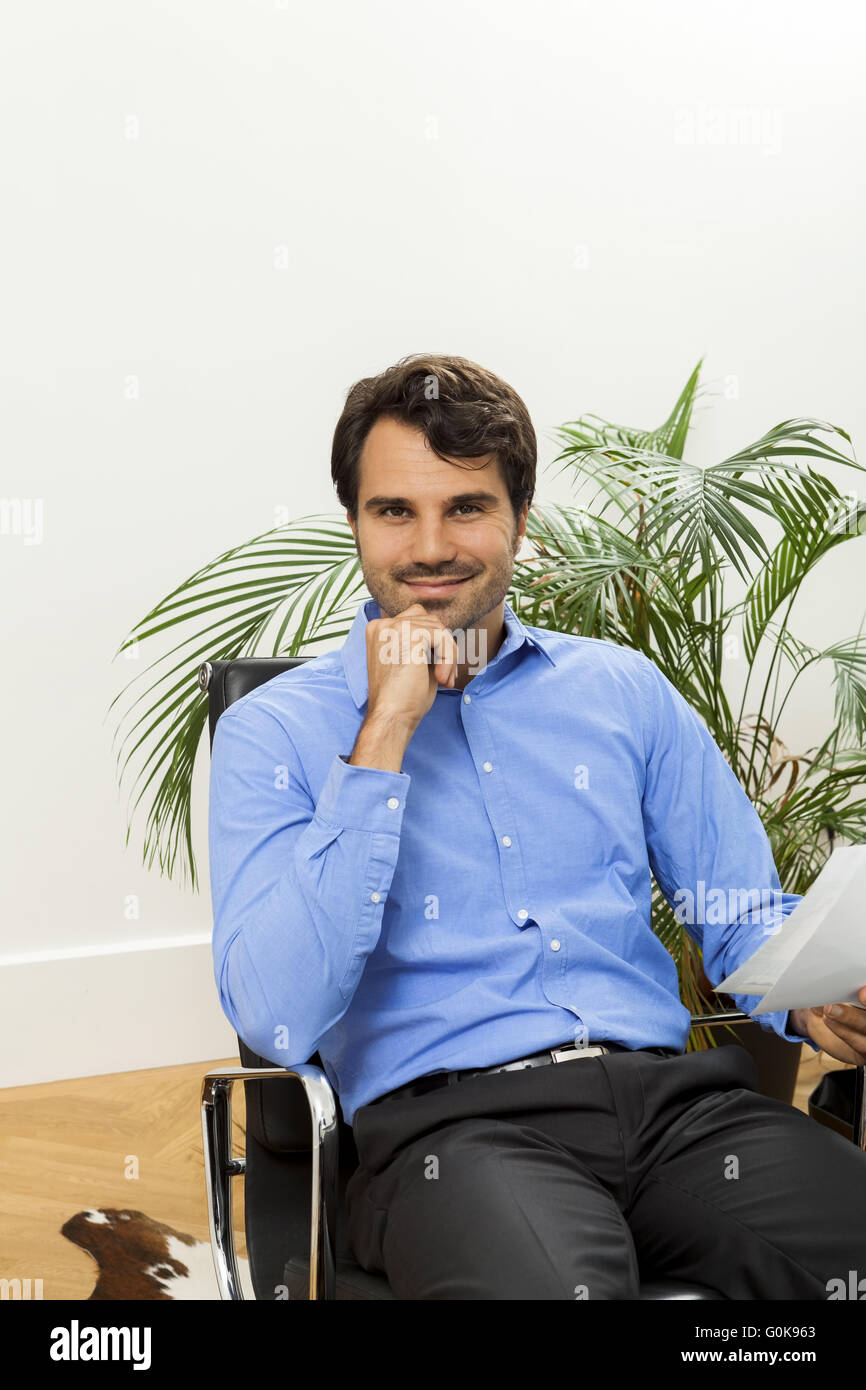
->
[0, 1044, 855, 1300]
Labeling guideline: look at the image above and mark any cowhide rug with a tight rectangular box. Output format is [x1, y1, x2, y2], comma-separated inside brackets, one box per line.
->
[61, 1208, 251, 1299]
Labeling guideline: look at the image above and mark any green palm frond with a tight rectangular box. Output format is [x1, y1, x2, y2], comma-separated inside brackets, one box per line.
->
[107, 514, 364, 889]
[553, 357, 706, 462]
[550, 426, 860, 583]
[769, 625, 866, 739]
[824, 635, 866, 743]
[512, 502, 665, 641]
[740, 485, 866, 665]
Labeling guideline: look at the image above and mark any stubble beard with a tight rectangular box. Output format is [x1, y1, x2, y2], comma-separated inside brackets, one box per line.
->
[355, 533, 518, 635]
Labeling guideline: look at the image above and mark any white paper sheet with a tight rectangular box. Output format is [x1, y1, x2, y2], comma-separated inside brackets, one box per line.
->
[715, 844, 866, 1013]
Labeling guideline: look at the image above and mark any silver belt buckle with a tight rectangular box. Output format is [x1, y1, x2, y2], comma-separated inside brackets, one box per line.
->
[550, 1044, 608, 1063]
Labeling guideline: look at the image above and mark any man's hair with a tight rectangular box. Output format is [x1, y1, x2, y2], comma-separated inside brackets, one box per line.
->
[331, 353, 537, 524]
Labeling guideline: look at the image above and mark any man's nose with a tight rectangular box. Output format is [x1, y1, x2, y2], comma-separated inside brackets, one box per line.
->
[408, 519, 459, 568]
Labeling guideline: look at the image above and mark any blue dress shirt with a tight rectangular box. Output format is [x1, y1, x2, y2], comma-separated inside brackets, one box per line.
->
[208, 597, 817, 1124]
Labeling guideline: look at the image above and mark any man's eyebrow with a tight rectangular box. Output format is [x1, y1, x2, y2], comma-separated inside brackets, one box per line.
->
[362, 491, 502, 512]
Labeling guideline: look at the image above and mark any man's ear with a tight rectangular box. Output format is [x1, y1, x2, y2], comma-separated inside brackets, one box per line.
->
[515, 501, 529, 552]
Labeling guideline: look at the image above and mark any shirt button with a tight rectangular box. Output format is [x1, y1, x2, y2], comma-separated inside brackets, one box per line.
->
[517, 909, 528, 920]
[501, 835, 512, 847]
[386, 797, 399, 809]
[483, 761, 493, 772]
[370, 892, 381, 903]
[463, 694, 471, 704]
[550, 939, 561, 951]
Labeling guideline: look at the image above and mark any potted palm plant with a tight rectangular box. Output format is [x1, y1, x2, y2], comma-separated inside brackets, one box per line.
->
[109, 359, 866, 1097]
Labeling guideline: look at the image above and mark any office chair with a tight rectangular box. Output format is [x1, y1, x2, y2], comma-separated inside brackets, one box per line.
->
[200, 655, 866, 1301]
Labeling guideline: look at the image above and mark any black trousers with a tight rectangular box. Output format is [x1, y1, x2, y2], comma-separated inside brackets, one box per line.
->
[345, 1043, 866, 1299]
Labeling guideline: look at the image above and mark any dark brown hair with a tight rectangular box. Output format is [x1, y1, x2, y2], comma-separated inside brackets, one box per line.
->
[331, 353, 537, 523]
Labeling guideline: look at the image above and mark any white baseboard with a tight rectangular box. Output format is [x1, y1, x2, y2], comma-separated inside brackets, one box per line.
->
[0, 935, 239, 1088]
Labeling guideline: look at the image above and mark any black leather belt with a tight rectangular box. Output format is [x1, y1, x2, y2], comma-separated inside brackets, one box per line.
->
[368, 1041, 679, 1107]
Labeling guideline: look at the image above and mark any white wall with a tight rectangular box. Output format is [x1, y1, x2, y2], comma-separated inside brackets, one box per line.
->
[2, 0, 864, 1085]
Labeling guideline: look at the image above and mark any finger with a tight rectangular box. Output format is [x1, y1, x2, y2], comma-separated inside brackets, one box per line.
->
[804, 1010, 866, 1063]
[409, 620, 456, 664]
[387, 617, 452, 667]
[433, 658, 457, 685]
[819, 1013, 866, 1058]
[822, 1002, 866, 1032]
[430, 627, 459, 682]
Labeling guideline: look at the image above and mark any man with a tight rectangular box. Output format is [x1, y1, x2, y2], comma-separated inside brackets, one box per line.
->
[209, 353, 866, 1300]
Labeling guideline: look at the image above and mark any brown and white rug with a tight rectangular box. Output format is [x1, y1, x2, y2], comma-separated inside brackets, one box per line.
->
[61, 1208, 250, 1299]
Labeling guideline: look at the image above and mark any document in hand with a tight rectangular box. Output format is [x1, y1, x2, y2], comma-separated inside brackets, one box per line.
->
[715, 844, 866, 1014]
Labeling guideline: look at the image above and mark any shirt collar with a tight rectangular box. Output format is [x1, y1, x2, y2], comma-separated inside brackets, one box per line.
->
[340, 596, 557, 711]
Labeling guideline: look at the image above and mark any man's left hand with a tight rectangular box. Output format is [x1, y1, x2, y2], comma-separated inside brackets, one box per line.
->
[790, 986, 866, 1064]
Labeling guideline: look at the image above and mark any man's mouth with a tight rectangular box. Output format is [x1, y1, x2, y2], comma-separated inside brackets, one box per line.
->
[403, 576, 473, 596]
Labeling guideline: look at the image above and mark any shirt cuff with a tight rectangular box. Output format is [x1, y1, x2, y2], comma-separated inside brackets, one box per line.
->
[313, 751, 410, 833]
[776, 1007, 820, 1052]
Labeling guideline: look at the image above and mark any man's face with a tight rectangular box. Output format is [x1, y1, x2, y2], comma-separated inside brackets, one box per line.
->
[346, 415, 528, 631]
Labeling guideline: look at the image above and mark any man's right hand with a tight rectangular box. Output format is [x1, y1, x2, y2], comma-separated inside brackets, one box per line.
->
[364, 602, 460, 730]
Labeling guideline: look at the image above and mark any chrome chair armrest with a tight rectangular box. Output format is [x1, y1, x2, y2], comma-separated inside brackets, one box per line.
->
[201, 1063, 339, 1300]
[688, 1008, 749, 1028]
